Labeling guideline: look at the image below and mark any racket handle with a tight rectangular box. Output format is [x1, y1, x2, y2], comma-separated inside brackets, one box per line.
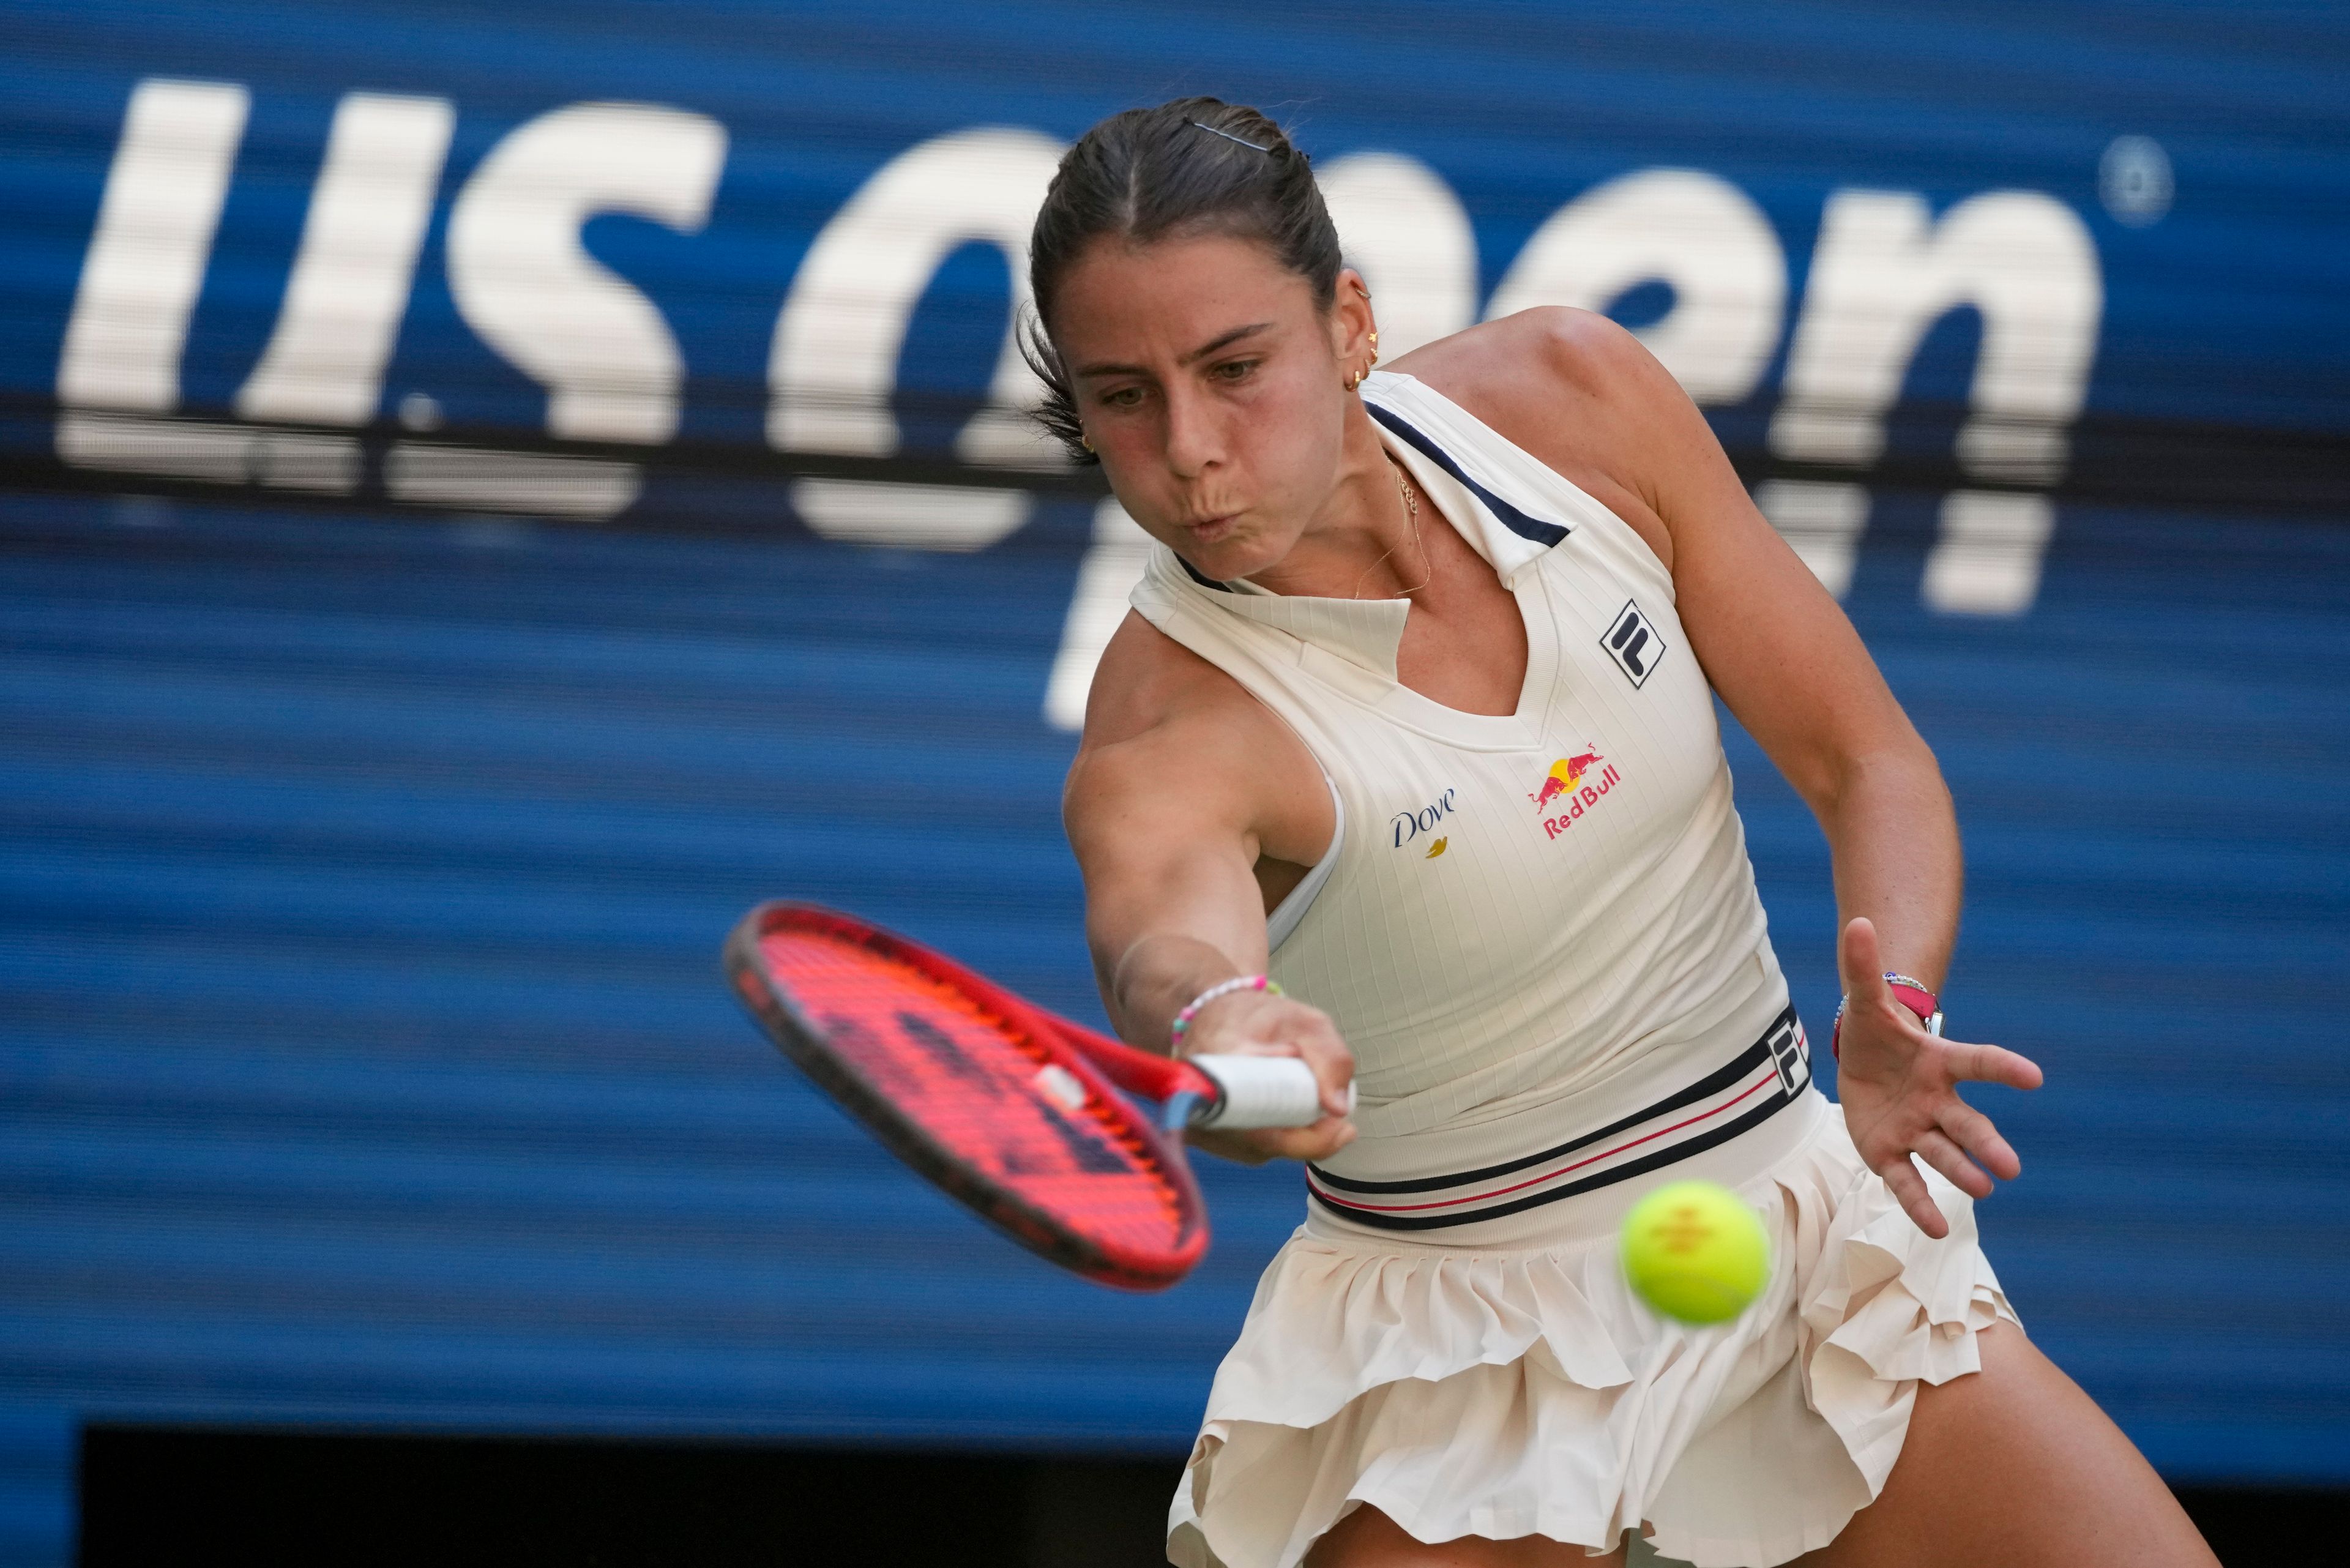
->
[1184, 1055, 1349, 1131]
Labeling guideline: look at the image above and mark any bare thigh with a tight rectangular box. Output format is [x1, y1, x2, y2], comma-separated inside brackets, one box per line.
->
[1306, 1504, 1627, 1568]
[1799, 1321, 2217, 1568]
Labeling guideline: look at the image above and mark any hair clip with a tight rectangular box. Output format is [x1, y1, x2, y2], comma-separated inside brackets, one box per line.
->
[1186, 118, 1274, 154]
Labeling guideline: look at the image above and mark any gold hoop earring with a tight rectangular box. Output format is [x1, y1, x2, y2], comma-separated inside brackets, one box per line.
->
[1080, 433, 1094, 452]
[1348, 368, 1364, 390]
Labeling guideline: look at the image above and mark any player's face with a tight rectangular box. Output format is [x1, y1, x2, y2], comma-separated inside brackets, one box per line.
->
[1050, 232, 1356, 581]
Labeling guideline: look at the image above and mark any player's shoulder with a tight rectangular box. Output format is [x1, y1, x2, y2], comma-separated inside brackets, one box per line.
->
[1390, 306, 1685, 450]
[1398, 305, 1649, 386]
[1062, 610, 1290, 819]
[1079, 607, 1258, 744]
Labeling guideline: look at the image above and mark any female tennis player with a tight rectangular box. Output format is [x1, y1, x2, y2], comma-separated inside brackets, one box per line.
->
[1040, 98, 2215, 1568]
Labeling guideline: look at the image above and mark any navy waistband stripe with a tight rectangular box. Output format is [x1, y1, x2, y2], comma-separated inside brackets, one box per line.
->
[1308, 1089, 1796, 1231]
[1308, 1006, 1795, 1197]
[1305, 1005, 1808, 1231]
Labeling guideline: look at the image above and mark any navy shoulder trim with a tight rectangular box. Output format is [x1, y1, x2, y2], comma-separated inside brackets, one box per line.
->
[1367, 402, 1569, 548]
[1177, 554, 1229, 592]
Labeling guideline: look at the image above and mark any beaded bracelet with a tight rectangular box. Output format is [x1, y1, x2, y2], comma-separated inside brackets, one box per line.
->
[1169, 974, 1283, 1048]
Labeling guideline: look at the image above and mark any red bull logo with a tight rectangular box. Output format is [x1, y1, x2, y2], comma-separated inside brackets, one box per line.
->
[1529, 751, 1605, 812]
[1532, 751, 1622, 840]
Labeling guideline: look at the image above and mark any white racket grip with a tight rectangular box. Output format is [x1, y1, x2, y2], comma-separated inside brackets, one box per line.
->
[1187, 1055, 1352, 1130]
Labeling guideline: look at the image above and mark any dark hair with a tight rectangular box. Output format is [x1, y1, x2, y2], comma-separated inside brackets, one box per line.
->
[1022, 97, 1343, 465]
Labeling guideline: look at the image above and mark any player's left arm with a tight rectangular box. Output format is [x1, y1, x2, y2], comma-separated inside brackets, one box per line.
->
[1499, 308, 2045, 1238]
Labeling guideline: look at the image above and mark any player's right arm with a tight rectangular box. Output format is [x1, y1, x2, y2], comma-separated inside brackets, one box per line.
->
[1063, 612, 1356, 1164]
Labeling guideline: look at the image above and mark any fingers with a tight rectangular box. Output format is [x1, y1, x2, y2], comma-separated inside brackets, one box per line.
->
[1949, 1037, 2045, 1092]
[1193, 1114, 1355, 1167]
[1305, 1039, 1357, 1119]
[1938, 1098, 2021, 1182]
[1873, 1151, 1951, 1240]
[1914, 1127, 1994, 1201]
[1184, 1127, 1274, 1166]
[1269, 1114, 1357, 1163]
[1183, 995, 1357, 1157]
[1838, 917, 1887, 1006]
[1197, 995, 1357, 1119]
[1270, 1008, 1356, 1118]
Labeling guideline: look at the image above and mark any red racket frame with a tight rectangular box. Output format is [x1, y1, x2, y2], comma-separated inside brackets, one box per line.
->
[723, 900, 1213, 1290]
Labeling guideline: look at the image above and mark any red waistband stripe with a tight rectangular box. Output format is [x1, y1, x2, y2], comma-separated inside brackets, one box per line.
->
[1307, 1006, 1808, 1230]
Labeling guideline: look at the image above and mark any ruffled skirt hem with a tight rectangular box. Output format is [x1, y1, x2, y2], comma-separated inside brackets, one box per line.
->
[1166, 1093, 2016, 1568]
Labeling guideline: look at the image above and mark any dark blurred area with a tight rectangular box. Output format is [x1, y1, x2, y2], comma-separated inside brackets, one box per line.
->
[73, 1428, 2349, 1567]
[78, 1429, 1185, 1568]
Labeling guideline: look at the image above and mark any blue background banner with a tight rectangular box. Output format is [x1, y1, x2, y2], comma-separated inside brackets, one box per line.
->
[2, 3, 2346, 1564]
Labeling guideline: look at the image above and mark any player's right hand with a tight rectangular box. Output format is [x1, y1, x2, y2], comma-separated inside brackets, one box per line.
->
[1180, 990, 1357, 1165]
[1834, 916, 2045, 1238]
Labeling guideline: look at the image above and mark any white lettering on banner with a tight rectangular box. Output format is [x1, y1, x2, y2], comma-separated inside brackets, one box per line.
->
[1043, 499, 1156, 730]
[1773, 190, 2102, 480]
[236, 94, 454, 432]
[1319, 152, 1477, 357]
[433, 102, 728, 518]
[56, 410, 357, 493]
[768, 125, 1064, 466]
[1921, 490, 2056, 614]
[1770, 189, 2102, 614]
[1485, 169, 1786, 406]
[56, 79, 250, 414]
[51, 80, 300, 486]
[788, 479, 1031, 553]
[47, 83, 2106, 619]
[768, 127, 1065, 550]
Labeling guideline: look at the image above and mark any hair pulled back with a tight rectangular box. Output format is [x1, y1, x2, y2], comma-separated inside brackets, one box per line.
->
[1023, 97, 1342, 465]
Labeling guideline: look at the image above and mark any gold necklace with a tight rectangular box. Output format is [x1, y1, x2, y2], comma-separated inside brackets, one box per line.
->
[1351, 454, 1431, 600]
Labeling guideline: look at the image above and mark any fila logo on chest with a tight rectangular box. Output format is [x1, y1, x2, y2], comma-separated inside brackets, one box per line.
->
[1601, 599, 1666, 688]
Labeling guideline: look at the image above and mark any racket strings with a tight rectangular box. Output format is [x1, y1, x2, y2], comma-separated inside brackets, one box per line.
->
[764, 930, 1188, 1247]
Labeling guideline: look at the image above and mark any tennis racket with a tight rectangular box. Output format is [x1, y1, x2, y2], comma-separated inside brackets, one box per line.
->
[722, 900, 1334, 1290]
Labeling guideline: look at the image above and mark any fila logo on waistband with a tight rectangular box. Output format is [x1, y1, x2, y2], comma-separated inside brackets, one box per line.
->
[1765, 1014, 1811, 1096]
[1602, 600, 1665, 688]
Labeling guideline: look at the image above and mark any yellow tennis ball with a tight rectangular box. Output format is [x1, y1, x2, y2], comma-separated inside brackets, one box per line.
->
[1619, 1180, 1771, 1324]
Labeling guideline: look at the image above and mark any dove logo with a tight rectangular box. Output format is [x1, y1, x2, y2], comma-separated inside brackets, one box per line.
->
[1391, 788, 1459, 851]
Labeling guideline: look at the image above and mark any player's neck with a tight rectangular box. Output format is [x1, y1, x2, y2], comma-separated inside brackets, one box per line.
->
[1240, 419, 1426, 603]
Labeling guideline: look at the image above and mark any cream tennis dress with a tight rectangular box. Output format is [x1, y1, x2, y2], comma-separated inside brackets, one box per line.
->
[1133, 371, 2015, 1568]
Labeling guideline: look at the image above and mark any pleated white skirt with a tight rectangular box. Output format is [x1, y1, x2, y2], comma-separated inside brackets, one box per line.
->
[1166, 1091, 2016, 1568]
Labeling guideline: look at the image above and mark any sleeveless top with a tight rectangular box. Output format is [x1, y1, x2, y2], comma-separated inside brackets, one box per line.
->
[1128, 370, 1813, 1231]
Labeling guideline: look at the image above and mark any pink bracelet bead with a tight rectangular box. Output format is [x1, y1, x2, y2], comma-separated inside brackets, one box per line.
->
[1169, 974, 1283, 1046]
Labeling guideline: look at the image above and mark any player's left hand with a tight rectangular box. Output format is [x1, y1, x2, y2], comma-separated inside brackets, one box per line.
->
[1833, 916, 2045, 1239]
